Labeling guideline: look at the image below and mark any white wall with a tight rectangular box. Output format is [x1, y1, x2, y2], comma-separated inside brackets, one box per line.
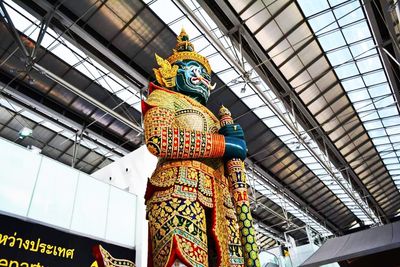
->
[0, 137, 137, 248]
[93, 145, 158, 267]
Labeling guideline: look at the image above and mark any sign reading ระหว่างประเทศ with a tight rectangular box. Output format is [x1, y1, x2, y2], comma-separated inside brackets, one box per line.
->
[0, 214, 135, 267]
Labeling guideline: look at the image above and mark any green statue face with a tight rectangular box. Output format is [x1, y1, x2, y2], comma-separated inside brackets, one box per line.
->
[174, 60, 213, 105]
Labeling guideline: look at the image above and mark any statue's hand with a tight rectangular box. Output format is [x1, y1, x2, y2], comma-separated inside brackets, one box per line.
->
[224, 136, 247, 160]
[219, 124, 245, 140]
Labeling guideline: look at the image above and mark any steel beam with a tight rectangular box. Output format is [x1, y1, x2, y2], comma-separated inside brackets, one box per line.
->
[1, 83, 130, 155]
[14, 0, 148, 92]
[33, 63, 143, 133]
[0, 1, 29, 58]
[363, 0, 400, 112]
[245, 158, 341, 235]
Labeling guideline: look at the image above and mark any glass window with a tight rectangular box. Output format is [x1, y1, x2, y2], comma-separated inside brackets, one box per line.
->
[51, 44, 81, 66]
[381, 151, 396, 158]
[342, 21, 370, 44]
[382, 116, 400, 127]
[372, 136, 390, 146]
[169, 17, 201, 38]
[75, 60, 103, 80]
[309, 11, 338, 35]
[386, 163, 400, 170]
[318, 30, 347, 51]
[349, 39, 376, 57]
[383, 158, 399, 165]
[298, 0, 330, 17]
[334, 2, 363, 27]
[387, 125, 400, 135]
[208, 53, 230, 73]
[334, 63, 359, 79]
[262, 116, 283, 128]
[353, 99, 373, 112]
[363, 119, 383, 130]
[117, 90, 137, 105]
[368, 128, 386, 138]
[374, 95, 395, 109]
[271, 125, 292, 136]
[363, 71, 387, 86]
[347, 88, 370, 102]
[369, 83, 391, 98]
[254, 106, 275, 119]
[378, 106, 399, 118]
[389, 134, 400, 143]
[326, 47, 352, 66]
[341, 77, 364, 91]
[243, 94, 264, 109]
[150, 0, 183, 24]
[42, 121, 63, 132]
[356, 56, 382, 73]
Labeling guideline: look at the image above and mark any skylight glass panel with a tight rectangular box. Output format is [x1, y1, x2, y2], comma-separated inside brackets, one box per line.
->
[378, 106, 398, 118]
[326, 48, 352, 66]
[362, 70, 387, 86]
[359, 110, 379, 121]
[356, 56, 382, 73]
[308, 11, 338, 35]
[50, 44, 81, 66]
[41, 121, 63, 133]
[169, 17, 201, 37]
[192, 36, 211, 53]
[369, 83, 391, 98]
[347, 89, 370, 102]
[75, 60, 104, 80]
[298, 0, 400, 197]
[349, 39, 376, 57]
[341, 76, 364, 91]
[149, 0, 183, 24]
[297, 0, 330, 17]
[98, 76, 124, 92]
[207, 53, 230, 73]
[116, 91, 137, 105]
[389, 135, 400, 144]
[342, 21, 370, 44]
[334, 63, 359, 79]
[318, 31, 347, 51]
[387, 125, 400, 135]
[194, 8, 218, 30]
[0, 98, 22, 112]
[382, 116, 400, 127]
[20, 110, 43, 123]
[334, 1, 364, 27]
[262, 117, 283, 128]
[243, 94, 265, 109]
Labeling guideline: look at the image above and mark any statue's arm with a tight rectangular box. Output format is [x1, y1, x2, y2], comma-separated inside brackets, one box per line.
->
[143, 106, 225, 159]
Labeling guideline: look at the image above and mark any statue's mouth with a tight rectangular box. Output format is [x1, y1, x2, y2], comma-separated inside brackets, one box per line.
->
[191, 75, 216, 90]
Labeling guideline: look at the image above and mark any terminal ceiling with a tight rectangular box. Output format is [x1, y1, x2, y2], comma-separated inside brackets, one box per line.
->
[0, 0, 399, 248]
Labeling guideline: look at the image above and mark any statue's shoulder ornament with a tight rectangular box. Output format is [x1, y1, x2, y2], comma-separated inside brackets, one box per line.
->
[141, 83, 177, 115]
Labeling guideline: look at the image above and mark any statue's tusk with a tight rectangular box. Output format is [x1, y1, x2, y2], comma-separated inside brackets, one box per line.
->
[209, 83, 216, 90]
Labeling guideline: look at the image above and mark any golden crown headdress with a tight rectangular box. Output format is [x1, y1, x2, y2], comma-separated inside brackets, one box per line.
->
[153, 29, 212, 88]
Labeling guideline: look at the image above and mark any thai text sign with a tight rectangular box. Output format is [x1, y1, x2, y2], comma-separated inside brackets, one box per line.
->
[0, 214, 135, 266]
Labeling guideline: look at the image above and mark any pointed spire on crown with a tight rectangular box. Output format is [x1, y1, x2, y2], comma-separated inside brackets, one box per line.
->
[175, 28, 195, 52]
